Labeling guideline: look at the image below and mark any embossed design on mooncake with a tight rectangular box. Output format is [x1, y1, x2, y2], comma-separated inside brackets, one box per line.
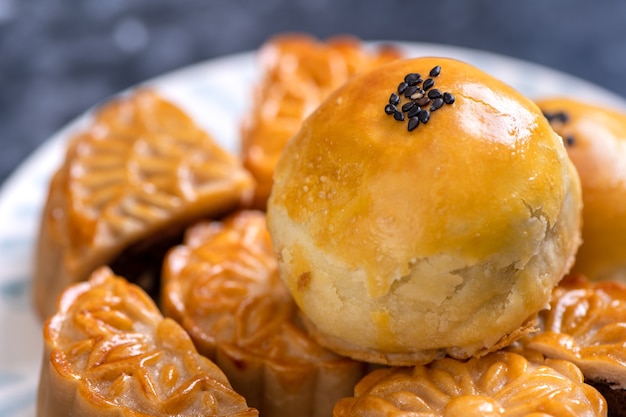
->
[37, 267, 257, 417]
[162, 210, 365, 417]
[34, 88, 254, 320]
[334, 350, 606, 416]
[524, 274, 626, 405]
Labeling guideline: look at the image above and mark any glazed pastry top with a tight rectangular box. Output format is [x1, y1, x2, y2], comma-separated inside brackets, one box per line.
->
[333, 350, 606, 417]
[241, 34, 402, 207]
[41, 267, 257, 416]
[524, 274, 626, 388]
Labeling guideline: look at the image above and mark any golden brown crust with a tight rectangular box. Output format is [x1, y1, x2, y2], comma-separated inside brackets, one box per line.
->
[241, 33, 402, 208]
[523, 274, 626, 389]
[302, 314, 538, 366]
[161, 210, 365, 417]
[537, 97, 626, 281]
[37, 267, 257, 417]
[333, 351, 607, 416]
[267, 57, 582, 365]
[33, 88, 254, 320]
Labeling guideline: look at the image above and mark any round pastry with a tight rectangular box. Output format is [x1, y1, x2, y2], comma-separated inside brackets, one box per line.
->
[267, 57, 583, 366]
[537, 97, 626, 281]
[523, 274, 626, 417]
[161, 210, 365, 417]
[37, 267, 257, 417]
[333, 350, 607, 416]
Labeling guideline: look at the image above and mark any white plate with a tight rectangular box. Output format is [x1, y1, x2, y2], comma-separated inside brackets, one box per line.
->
[1, 41, 625, 417]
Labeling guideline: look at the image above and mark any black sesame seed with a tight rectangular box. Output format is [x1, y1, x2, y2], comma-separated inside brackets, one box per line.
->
[422, 78, 435, 91]
[384, 104, 397, 115]
[427, 89, 443, 99]
[407, 105, 422, 118]
[429, 65, 441, 77]
[394, 111, 405, 121]
[416, 97, 430, 107]
[402, 101, 416, 112]
[410, 89, 425, 100]
[389, 93, 400, 106]
[408, 117, 420, 131]
[404, 85, 420, 98]
[417, 109, 430, 124]
[443, 92, 455, 104]
[430, 98, 444, 111]
[543, 111, 569, 124]
[565, 136, 576, 146]
[555, 112, 569, 123]
[398, 82, 408, 95]
[404, 73, 421, 85]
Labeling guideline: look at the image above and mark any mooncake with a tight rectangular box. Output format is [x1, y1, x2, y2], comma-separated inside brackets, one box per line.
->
[37, 267, 257, 417]
[34, 89, 254, 320]
[523, 274, 626, 417]
[334, 350, 606, 416]
[162, 210, 365, 417]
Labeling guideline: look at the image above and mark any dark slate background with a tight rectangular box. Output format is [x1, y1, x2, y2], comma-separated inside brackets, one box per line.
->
[2, 0, 626, 185]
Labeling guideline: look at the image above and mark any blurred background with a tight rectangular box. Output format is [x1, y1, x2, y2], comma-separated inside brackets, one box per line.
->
[1, 0, 626, 185]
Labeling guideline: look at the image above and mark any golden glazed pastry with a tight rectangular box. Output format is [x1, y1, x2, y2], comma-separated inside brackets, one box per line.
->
[37, 267, 257, 417]
[161, 210, 365, 417]
[333, 350, 607, 416]
[523, 275, 626, 417]
[267, 57, 583, 366]
[241, 33, 402, 208]
[538, 97, 626, 281]
[33, 88, 254, 320]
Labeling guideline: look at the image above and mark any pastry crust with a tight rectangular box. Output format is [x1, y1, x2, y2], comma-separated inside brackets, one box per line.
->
[37, 267, 257, 417]
[302, 314, 539, 366]
[538, 97, 626, 282]
[161, 210, 365, 417]
[241, 33, 402, 208]
[33, 89, 254, 320]
[267, 57, 582, 365]
[523, 274, 626, 411]
[333, 350, 607, 416]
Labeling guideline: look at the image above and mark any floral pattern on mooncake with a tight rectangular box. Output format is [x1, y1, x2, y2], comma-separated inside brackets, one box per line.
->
[334, 350, 606, 417]
[34, 88, 254, 320]
[37, 267, 257, 417]
[162, 210, 365, 417]
[523, 274, 626, 416]
[524, 275, 626, 382]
